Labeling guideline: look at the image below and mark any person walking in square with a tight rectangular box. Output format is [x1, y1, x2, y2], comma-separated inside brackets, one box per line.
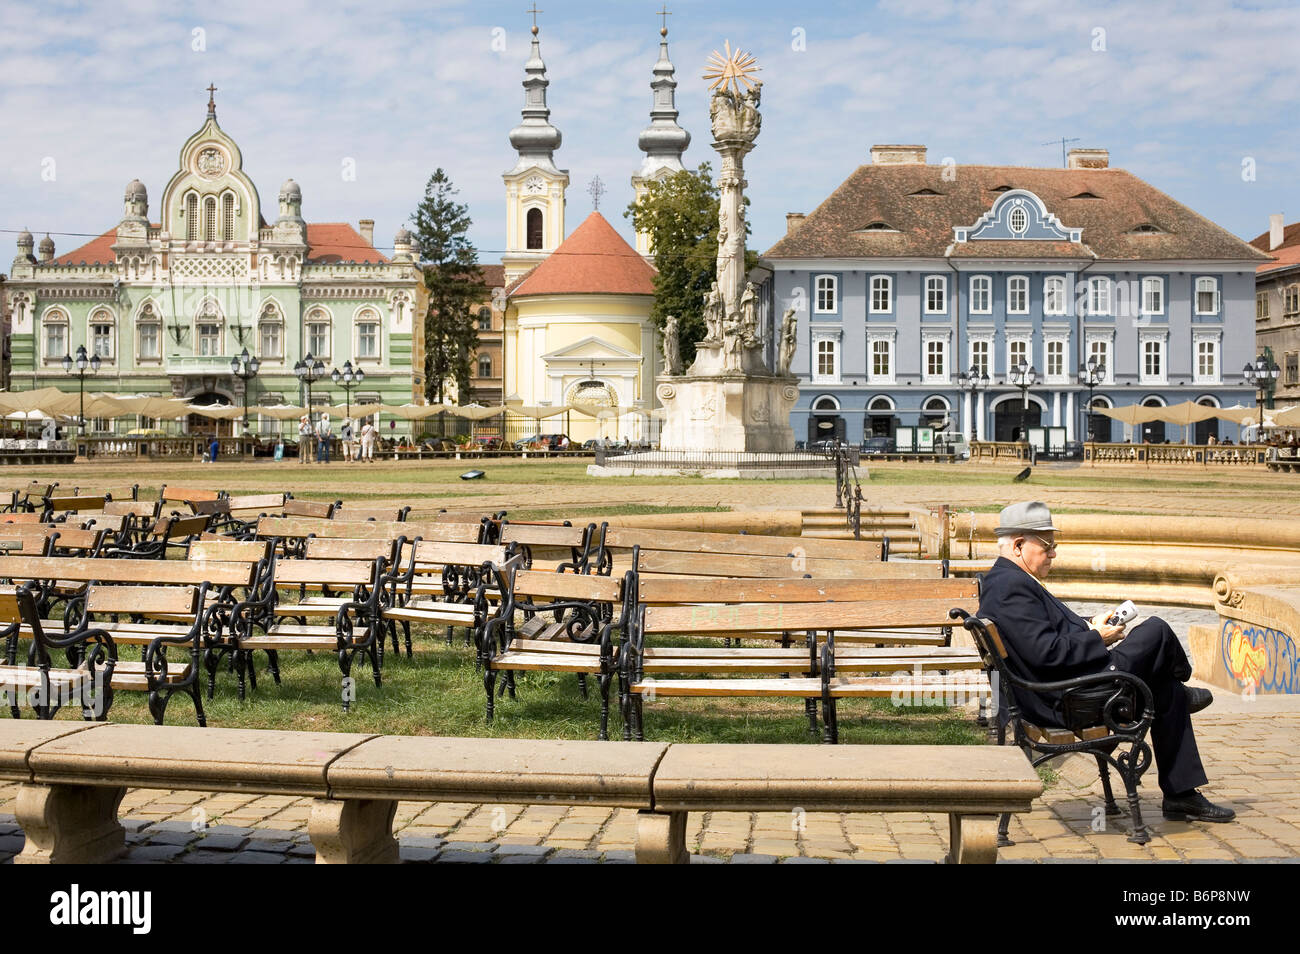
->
[316, 412, 332, 464]
[359, 418, 376, 462]
[340, 418, 355, 462]
[298, 415, 312, 464]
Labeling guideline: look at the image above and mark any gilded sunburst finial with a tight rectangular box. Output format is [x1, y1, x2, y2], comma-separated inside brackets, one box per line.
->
[703, 40, 760, 96]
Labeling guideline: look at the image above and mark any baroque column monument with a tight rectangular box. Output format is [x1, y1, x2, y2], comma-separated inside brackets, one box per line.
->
[655, 43, 798, 453]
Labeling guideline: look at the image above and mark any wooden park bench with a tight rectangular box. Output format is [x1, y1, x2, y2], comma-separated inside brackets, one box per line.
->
[498, 522, 593, 573]
[2, 481, 57, 513]
[589, 523, 887, 575]
[621, 576, 986, 743]
[40, 495, 108, 521]
[382, 541, 517, 651]
[332, 505, 411, 523]
[1, 585, 115, 721]
[479, 567, 626, 738]
[102, 513, 211, 558]
[950, 608, 1157, 845]
[0, 722, 1041, 864]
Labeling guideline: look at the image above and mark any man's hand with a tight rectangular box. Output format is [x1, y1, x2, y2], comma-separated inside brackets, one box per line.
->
[1090, 612, 1126, 645]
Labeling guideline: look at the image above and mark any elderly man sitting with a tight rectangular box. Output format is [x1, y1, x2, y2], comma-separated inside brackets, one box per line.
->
[977, 501, 1234, 824]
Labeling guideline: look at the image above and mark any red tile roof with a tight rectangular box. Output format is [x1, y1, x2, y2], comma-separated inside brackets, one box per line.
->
[480, 264, 506, 289]
[508, 212, 656, 298]
[47, 222, 388, 266]
[1249, 221, 1300, 275]
[51, 230, 116, 265]
[305, 223, 388, 264]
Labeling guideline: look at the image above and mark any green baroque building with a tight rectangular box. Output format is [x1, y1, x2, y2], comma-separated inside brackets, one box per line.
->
[5, 95, 427, 434]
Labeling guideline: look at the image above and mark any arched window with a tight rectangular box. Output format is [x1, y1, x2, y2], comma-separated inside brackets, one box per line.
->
[137, 302, 161, 361]
[42, 308, 69, 362]
[306, 309, 331, 359]
[355, 309, 380, 359]
[258, 304, 283, 360]
[526, 208, 544, 250]
[222, 193, 235, 241]
[185, 193, 198, 241]
[478, 307, 492, 331]
[89, 308, 115, 362]
[203, 197, 217, 242]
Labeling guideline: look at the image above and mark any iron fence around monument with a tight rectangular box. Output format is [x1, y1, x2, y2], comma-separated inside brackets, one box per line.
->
[592, 446, 847, 469]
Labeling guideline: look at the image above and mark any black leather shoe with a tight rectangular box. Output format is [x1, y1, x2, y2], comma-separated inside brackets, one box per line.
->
[1185, 686, 1214, 714]
[1162, 790, 1236, 823]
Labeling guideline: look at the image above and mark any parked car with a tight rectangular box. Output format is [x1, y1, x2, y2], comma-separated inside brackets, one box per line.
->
[1062, 440, 1084, 460]
[514, 433, 570, 451]
[862, 436, 895, 455]
[468, 436, 502, 450]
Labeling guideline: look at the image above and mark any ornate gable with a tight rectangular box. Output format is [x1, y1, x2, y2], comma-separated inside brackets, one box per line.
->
[956, 190, 1081, 244]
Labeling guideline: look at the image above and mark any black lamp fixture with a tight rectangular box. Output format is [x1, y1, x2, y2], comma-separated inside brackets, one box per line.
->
[1243, 353, 1281, 411]
[61, 344, 102, 437]
[230, 347, 261, 454]
[330, 359, 365, 422]
[293, 352, 326, 432]
[1078, 355, 1106, 442]
[1008, 359, 1038, 443]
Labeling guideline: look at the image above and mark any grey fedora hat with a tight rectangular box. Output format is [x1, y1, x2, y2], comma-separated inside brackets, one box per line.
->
[996, 501, 1058, 534]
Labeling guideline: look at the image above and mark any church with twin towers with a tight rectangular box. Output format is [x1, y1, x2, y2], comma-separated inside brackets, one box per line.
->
[488, 16, 692, 441]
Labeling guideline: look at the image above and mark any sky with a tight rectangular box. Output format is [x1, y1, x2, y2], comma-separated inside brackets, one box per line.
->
[1, 0, 1296, 265]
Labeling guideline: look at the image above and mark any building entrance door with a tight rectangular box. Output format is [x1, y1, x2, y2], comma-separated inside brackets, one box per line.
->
[994, 400, 1041, 442]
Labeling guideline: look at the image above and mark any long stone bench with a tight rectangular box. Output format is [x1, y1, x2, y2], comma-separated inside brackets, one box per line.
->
[0, 721, 1041, 865]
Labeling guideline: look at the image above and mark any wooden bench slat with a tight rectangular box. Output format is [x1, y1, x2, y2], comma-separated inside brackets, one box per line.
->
[0, 557, 256, 587]
[643, 598, 977, 634]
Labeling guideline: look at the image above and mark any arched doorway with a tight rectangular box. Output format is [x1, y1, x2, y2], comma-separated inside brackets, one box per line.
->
[186, 392, 227, 438]
[993, 395, 1042, 442]
[921, 396, 951, 431]
[1140, 397, 1166, 443]
[865, 396, 897, 441]
[1087, 397, 1113, 442]
[1194, 397, 1219, 444]
[809, 396, 844, 445]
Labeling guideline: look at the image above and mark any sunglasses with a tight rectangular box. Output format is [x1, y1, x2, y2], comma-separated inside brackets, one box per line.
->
[1021, 534, 1058, 551]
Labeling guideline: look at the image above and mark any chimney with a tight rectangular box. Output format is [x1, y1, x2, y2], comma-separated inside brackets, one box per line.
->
[785, 213, 807, 236]
[1270, 214, 1285, 251]
[1067, 148, 1109, 170]
[870, 144, 927, 165]
[358, 219, 375, 247]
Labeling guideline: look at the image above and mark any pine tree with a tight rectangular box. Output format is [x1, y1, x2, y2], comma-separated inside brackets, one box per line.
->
[625, 162, 757, 365]
[410, 169, 486, 403]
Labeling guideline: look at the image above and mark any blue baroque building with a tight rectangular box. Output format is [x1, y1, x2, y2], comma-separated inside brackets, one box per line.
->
[762, 146, 1271, 447]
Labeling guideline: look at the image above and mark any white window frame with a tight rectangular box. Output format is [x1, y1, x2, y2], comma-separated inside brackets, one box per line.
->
[921, 329, 950, 384]
[259, 319, 283, 361]
[968, 335, 993, 377]
[89, 311, 116, 363]
[867, 330, 896, 385]
[1195, 277, 1220, 316]
[478, 354, 492, 378]
[356, 320, 381, 360]
[1141, 276, 1164, 316]
[1088, 277, 1111, 316]
[814, 275, 838, 314]
[1006, 334, 1031, 378]
[1044, 276, 1068, 316]
[811, 331, 841, 384]
[306, 310, 332, 359]
[924, 275, 947, 315]
[869, 275, 892, 314]
[43, 311, 69, 363]
[1007, 275, 1029, 315]
[969, 275, 992, 315]
[1139, 329, 1168, 385]
[1085, 332, 1115, 385]
[137, 320, 161, 361]
[196, 322, 222, 357]
[1192, 330, 1222, 385]
[1043, 333, 1069, 383]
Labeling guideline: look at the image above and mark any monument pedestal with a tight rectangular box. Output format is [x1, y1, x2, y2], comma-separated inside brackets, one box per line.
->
[656, 372, 797, 453]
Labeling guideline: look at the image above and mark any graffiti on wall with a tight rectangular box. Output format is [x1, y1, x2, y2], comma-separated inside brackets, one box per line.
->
[1220, 620, 1298, 693]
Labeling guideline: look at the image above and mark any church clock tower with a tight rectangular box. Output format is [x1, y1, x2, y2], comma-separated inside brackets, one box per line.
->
[502, 20, 568, 284]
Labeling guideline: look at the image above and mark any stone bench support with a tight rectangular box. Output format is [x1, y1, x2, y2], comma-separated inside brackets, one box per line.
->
[14, 782, 126, 864]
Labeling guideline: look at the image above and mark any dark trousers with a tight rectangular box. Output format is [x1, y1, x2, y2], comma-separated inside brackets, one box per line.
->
[1107, 617, 1207, 796]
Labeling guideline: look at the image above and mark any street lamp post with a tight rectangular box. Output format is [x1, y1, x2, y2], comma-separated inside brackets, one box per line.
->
[1009, 359, 1038, 446]
[1078, 356, 1106, 443]
[957, 368, 989, 442]
[61, 344, 101, 440]
[330, 360, 365, 422]
[293, 351, 326, 446]
[1243, 353, 1281, 441]
[230, 347, 261, 458]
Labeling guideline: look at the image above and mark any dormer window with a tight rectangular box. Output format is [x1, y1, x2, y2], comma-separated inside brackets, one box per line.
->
[1130, 223, 1163, 234]
[1069, 192, 1101, 199]
[858, 222, 898, 232]
[990, 185, 1012, 193]
[907, 189, 942, 197]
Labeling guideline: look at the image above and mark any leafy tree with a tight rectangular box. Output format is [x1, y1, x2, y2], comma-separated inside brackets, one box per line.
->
[409, 169, 486, 403]
[625, 161, 757, 365]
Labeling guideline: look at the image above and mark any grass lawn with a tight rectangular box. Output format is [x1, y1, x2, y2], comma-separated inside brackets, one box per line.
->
[37, 622, 986, 748]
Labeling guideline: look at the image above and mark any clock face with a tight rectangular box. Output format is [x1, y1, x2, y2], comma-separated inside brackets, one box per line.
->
[523, 175, 546, 195]
[196, 147, 227, 179]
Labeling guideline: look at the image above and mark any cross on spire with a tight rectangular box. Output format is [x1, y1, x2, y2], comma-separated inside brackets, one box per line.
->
[587, 175, 605, 211]
[658, 4, 671, 36]
[206, 83, 217, 116]
[527, 3, 542, 34]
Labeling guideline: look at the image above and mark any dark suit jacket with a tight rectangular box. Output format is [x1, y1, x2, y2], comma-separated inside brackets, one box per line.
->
[977, 556, 1112, 726]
